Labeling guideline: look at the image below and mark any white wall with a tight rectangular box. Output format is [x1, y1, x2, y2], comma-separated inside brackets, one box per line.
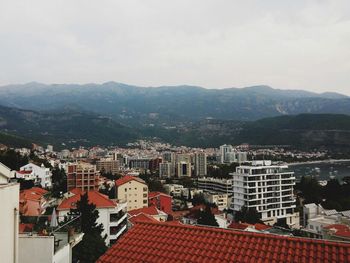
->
[18, 236, 54, 263]
[0, 183, 19, 263]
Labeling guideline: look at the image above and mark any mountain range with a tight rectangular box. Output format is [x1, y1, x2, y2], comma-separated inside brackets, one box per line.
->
[1, 82, 350, 149]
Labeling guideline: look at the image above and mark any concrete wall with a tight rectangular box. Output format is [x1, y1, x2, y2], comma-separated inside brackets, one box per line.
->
[0, 183, 19, 263]
[18, 236, 54, 263]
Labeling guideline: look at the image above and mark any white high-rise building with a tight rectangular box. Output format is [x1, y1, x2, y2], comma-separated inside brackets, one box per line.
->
[219, 144, 233, 164]
[194, 152, 207, 177]
[177, 161, 191, 177]
[159, 162, 175, 178]
[231, 160, 299, 228]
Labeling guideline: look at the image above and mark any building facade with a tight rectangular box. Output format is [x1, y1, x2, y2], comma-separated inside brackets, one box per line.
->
[115, 176, 148, 211]
[194, 152, 207, 177]
[231, 160, 299, 228]
[67, 163, 100, 191]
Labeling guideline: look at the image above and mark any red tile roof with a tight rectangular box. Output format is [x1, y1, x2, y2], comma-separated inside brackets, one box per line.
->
[17, 170, 33, 174]
[57, 190, 116, 210]
[148, 191, 171, 198]
[97, 221, 350, 263]
[129, 213, 159, 225]
[324, 224, 350, 239]
[115, 175, 146, 187]
[128, 206, 160, 217]
[20, 187, 48, 201]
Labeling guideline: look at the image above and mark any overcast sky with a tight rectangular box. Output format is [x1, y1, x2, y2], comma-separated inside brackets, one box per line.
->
[1, 0, 349, 94]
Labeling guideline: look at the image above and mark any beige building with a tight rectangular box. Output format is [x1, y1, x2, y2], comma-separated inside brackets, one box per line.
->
[96, 159, 120, 175]
[115, 176, 148, 211]
[204, 192, 229, 211]
[177, 161, 191, 177]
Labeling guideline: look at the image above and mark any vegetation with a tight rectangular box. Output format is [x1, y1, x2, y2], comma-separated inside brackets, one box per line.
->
[72, 193, 107, 263]
[234, 206, 261, 224]
[296, 176, 350, 211]
[0, 149, 28, 170]
[51, 166, 67, 198]
[197, 205, 219, 227]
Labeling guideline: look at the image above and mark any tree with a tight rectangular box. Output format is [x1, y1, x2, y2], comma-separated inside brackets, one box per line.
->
[192, 193, 206, 206]
[0, 149, 28, 170]
[51, 166, 67, 198]
[197, 205, 219, 227]
[235, 206, 261, 224]
[72, 193, 107, 263]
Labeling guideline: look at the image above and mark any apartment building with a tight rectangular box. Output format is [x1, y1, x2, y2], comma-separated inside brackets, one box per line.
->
[57, 189, 127, 246]
[159, 162, 175, 178]
[18, 163, 52, 188]
[115, 176, 148, 211]
[194, 152, 207, 177]
[177, 161, 191, 177]
[231, 160, 299, 228]
[67, 163, 100, 191]
[204, 192, 229, 211]
[198, 177, 233, 196]
[96, 159, 120, 175]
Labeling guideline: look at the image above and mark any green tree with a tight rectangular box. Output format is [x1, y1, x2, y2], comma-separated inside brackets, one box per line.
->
[72, 193, 107, 263]
[51, 166, 67, 198]
[0, 149, 28, 170]
[197, 205, 219, 227]
[235, 206, 261, 224]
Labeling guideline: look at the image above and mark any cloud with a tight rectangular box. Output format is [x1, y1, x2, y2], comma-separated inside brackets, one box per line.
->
[0, 0, 349, 94]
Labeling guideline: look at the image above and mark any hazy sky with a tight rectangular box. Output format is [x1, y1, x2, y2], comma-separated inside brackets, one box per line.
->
[1, 0, 350, 94]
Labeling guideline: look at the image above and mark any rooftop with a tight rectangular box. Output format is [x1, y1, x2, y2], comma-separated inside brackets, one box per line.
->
[98, 221, 350, 263]
[57, 190, 116, 210]
[115, 175, 146, 187]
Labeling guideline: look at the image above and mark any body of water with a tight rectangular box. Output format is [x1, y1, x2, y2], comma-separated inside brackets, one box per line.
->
[289, 161, 350, 182]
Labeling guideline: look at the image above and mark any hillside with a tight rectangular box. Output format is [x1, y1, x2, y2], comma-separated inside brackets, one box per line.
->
[0, 82, 349, 125]
[0, 105, 139, 148]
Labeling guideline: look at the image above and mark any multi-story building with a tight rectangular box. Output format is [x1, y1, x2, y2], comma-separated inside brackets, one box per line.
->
[231, 160, 299, 228]
[163, 184, 184, 197]
[177, 161, 191, 177]
[159, 162, 175, 178]
[67, 163, 100, 191]
[198, 177, 233, 196]
[18, 163, 52, 188]
[162, 152, 175, 164]
[203, 192, 229, 211]
[219, 144, 233, 164]
[96, 159, 120, 175]
[194, 152, 207, 177]
[0, 162, 19, 263]
[128, 158, 151, 170]
[176, 154, 191, 163]
[115, 176, 148, 211]
[57, 189, 127, 246]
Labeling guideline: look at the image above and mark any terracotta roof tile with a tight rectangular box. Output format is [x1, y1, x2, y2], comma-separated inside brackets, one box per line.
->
[97, 221, 350, 263]
[115, 175, 146, 187]
[57, 190, 116, 210]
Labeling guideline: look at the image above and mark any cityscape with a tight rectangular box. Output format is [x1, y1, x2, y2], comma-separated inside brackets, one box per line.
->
[1, 1, 350, 262]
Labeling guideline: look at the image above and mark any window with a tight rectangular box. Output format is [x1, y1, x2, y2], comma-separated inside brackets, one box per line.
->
[125, 188, 127, 192]
[143, 200, 147, 204]
[143, 194, 147, 197]
[143, 187, 148, 192]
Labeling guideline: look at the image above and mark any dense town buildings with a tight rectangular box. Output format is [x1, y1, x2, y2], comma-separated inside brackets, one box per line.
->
[67, 162, 100, 191]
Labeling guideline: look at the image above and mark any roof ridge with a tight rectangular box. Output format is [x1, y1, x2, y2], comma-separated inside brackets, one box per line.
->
[134, 221, 350, 246]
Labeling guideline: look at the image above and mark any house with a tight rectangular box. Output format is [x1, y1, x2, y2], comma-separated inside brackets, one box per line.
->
[0, 162, 15, 184]
[18, 163, 52, 188]
[19, 187, 48, 216]
[128, 206, 168, 222]
[115, 176, 148, 211]
[148, 191, 172, 214]
[97, 221, 350, 263]
[57, 189, 127, 246]
[323, 224, 350, 242]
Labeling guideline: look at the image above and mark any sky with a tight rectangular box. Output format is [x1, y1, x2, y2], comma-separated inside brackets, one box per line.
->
[0, 0, 350, 94]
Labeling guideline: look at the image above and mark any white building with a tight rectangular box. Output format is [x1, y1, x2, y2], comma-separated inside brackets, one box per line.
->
[219, 144, 233, 164]
[57, 190, 128, 246]
[194, 152, 207, 177]
[0, 181, 20, 263]
[19, 163, 52, 188]
[164, 184, 184, 197]
[159, 162, 175, 178]
[198, 177, 233, 196]
[231, 160, 299, 228]
[204, 192, 229, 211]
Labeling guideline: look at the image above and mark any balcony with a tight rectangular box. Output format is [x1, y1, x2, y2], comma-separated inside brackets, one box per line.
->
[110, 211, 127, 226]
